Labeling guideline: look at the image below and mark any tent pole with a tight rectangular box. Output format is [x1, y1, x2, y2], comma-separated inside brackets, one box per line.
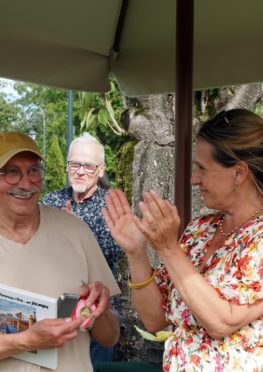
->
[175, 0, 194, 234]
[112, 0, 129, 53]
[67, 90, 73, 186]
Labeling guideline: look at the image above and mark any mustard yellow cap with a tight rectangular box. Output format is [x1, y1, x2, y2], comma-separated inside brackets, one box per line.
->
[0, 131, 44, 168]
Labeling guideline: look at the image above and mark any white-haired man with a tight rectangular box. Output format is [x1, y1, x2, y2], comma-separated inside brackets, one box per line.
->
[41, 133, 124, 367]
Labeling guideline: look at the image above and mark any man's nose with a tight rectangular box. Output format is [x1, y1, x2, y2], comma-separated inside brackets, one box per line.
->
[17, 172, 35, 188]
[76, 165, 86, 174]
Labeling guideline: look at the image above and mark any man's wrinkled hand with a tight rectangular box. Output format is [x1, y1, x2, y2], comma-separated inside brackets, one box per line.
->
[79, 281, 110, 318]
[20, 317, 83, 351]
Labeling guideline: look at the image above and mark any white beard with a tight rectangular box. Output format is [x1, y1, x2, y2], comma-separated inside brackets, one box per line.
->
[71, 183, 88, 193]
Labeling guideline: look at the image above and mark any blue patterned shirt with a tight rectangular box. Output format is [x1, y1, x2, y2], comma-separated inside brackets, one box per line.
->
[40, 186, 124, 324]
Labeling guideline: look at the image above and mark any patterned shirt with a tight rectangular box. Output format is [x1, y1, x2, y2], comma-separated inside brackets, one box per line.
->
[41, 186, 124, 324]
[156, 213, 263, 371]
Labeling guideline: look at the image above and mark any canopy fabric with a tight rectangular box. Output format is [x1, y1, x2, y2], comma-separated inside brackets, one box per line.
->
[0, 1, 262, 96]
[0, 0, 173, 96]
[1, 0, 263, 228]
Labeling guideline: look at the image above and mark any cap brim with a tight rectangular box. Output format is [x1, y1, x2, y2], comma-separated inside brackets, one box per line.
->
[0, 148, 44, 168]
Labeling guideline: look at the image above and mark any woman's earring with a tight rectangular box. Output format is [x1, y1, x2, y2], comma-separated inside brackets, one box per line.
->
[232, 178, 238, 193]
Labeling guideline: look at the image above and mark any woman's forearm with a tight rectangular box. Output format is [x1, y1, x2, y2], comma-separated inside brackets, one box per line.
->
[127, 252, 167, 333]
[161, 246, 259, 338]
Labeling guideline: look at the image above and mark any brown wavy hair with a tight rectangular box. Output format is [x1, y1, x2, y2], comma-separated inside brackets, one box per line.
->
[197, 109, 263, 195]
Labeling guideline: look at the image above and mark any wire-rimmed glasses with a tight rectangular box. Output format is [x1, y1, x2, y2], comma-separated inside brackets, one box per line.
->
[0, 166, 45, 185]
[67, 161, 103, 175]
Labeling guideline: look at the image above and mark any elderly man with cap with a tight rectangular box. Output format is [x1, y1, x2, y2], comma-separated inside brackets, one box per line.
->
[0, 131, 120, 372]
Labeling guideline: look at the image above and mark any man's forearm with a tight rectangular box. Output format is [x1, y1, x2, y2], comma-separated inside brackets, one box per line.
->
[0, 332, 29, 360]
[91, 307, 120, 347]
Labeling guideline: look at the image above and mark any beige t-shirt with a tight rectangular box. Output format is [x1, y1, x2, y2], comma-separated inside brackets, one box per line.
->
[0, 205, 120, 372]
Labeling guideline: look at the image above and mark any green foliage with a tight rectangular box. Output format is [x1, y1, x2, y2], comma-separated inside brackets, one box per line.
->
[77, 77, 130, 185]
[44, 135, 66, 194]
[12, 82, 69, 160]
[0, 95, 20, 130]
[98, 108, 109, 126]
[253, 98, 263, 117]
[78, 77, 127, 136]
[0, 78, 132, 189]
[0, 81, 70, 192]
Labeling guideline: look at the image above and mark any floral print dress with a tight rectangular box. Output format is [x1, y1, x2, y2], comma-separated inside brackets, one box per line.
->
[156, 213, 263, 371]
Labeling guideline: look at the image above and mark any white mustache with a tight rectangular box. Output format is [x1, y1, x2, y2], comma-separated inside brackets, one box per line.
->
[8, 186, 40, 196]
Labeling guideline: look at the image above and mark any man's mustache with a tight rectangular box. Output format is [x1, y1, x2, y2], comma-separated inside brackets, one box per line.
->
[8, 186, 41, 196]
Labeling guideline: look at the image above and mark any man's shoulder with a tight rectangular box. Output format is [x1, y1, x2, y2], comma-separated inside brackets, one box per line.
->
[92, 187, 108, 202]
[41, 187, 71, 205]
[44, 187, 70, 198]
[39, 205, 99, 251]
[40, 204, 89, 229]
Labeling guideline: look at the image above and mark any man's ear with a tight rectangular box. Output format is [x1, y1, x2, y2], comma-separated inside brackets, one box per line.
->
[99, 163, 106, 178]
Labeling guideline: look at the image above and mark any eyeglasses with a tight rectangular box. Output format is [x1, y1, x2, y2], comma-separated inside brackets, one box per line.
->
[0, 166, 45, 185]
[67, 161, 103, 175]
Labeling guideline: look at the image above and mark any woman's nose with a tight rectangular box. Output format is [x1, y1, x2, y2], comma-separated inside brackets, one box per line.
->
[191, 171, 200, 185]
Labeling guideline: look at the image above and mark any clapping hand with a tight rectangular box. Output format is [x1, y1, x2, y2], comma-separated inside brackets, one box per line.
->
[135, 190, 180, 256]
[103, 189, 147, 255]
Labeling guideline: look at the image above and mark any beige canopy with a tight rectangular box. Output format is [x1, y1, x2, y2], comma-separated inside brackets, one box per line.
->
[0, 1, 262, 96]
[1, 0, 263, 227]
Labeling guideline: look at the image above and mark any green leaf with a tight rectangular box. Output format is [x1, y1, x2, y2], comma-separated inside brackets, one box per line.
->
[98, 109, 109, 125]
[80, 108, 96, 131]
[109, 80, 116, 93]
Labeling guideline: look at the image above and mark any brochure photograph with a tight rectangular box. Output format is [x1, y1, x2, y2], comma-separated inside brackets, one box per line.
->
[0, 282, 57, 370]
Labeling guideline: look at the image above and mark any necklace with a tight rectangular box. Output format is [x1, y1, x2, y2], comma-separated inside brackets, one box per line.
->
[218, 205, 263, 238]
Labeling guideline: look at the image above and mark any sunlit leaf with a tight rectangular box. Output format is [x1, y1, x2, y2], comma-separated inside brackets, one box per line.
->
[134, 325, 172, 342]
[98, 109, 109, 125]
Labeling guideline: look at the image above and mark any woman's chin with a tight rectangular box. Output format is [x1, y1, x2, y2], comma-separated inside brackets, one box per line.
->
[203, 200, 221, 212]
[202, 197, 214, 210]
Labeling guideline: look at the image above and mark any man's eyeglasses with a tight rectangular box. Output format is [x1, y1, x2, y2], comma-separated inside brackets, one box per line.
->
[67, 161, 103, 175]
[0, 166, 45, 185]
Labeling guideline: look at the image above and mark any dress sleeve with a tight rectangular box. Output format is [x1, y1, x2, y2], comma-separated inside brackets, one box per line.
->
[211, 225, 263, 305]
[155, 214, 221, 317]
[154, 217, 203, 313]
[155, 263, 173, 319]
